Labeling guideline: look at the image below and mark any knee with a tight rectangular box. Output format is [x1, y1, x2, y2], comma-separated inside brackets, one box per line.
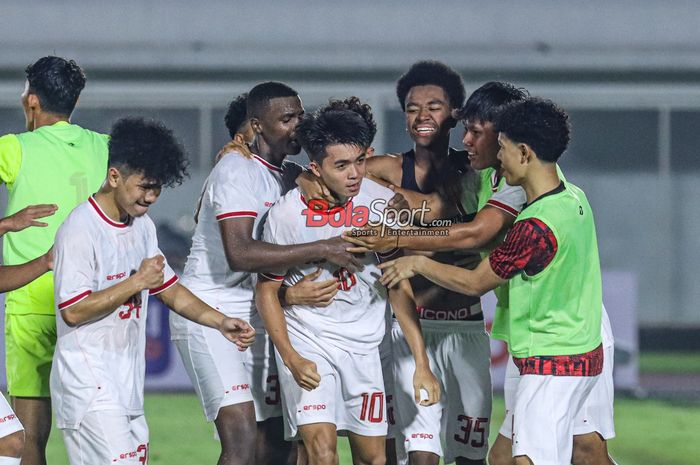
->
[572, 434, 607, 465]
[0, 430, 25, 458]
[306, 437, 337, 465]
[488, 447, 511, 465]
[216, 404, 257, 447]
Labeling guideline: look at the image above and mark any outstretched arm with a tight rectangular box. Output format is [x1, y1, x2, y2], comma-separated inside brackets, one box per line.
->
[220, 217, 361, 273]
[379, 255, 506, 297]
[0, 249, 52, 293]
[344, 206, 515, 254]
[158, 283, 255, 351]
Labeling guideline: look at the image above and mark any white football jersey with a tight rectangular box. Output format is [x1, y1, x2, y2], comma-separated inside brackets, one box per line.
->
[51, 196, 177, 429]
[170, 153, 301, 338]
[261, 179, 396, 355]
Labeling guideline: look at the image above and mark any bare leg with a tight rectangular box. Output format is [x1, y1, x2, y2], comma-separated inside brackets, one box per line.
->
[298, 423, 338, 465]
[572, 432, 617, 465]
[347, 431, 385, 465]
[11, 397, 50, 465]
[214, 402, 257, 465]
[255, 417, 296, 465]
[0, 431, 24, 459]
[488, 433, 513, 465]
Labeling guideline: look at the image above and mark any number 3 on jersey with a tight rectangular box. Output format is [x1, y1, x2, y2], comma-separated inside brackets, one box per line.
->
[333, 267, 356, 291]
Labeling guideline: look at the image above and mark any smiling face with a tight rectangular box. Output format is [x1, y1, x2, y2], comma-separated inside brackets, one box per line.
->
[110, 168, 162, 219]
[496, 132, 528, 186]
[462, 119, 501, 171]
[404, 85, 455, 149]
[310, 143, 367, 203]
[253, 95, 305, 157]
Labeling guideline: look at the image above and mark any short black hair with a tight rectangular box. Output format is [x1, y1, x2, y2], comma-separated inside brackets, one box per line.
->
[247, 81, 298, 119]
[224, 93, 248, 138]
[108, 117, 189, 187]
[459, 81, 528, 124]
[25, 56, 86, 116]
[297, 96, 376, 163]
[495, 98, 571, 163]
[396, 61, 465, 111]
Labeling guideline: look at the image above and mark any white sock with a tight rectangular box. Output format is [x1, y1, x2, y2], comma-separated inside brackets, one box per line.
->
[0, 457, 21, 465]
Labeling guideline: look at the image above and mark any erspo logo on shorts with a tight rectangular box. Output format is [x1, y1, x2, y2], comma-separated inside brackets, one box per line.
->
[301, 404, 327, 411]
[0, 414, 17, 423]
[409, 432, 434, 440]
[225, 384, 250, 394]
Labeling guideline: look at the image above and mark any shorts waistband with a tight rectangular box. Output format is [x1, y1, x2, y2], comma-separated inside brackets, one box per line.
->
[416, 302, 482, 321]
[393, 318, 486, 333]
[512, 344, 604, 377]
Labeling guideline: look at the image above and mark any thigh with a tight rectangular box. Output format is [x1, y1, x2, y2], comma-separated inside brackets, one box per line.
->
[275, 339, 337, 440]
[337, 348, 387, 438]
[175, 324, 252, 422]
[63, 411, 148, 465]
[512, 375, 598, 465]
[348, 431, 386, 465]
[442, 328, 492, 463]
[391, 324, 443, 459]
[5, 314, 56, 397]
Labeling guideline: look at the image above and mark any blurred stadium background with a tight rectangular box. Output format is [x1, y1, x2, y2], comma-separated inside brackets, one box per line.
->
[1, 1, 699, 463]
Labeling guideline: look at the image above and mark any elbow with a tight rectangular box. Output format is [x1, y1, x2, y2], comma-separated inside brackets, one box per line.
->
[225, 254, 257, 273]
[60, 309, 82, 328]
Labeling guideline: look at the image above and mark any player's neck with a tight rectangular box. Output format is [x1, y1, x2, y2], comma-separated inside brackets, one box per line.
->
[413, 139, 449, 169]
[30, 112, 69, 131]
[522, 164, 561, 204]
[249, 138, 285, 167]
[94, 190, 128, 223]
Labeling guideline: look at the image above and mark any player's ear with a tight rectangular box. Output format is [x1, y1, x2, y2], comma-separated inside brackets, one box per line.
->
[520, 143, 533, 164]
[106, 166, 122, 188]
[27, 93, 41, 112]
[250, 117, 262, 135]
[309, 160, 321, 178]
[366, 147, 375, 157]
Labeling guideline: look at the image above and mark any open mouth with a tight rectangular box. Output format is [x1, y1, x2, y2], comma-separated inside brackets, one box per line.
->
[413, 125, 437, 136]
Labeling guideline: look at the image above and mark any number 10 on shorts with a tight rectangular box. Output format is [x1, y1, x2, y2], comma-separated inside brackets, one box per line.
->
[359, 392, 384, 423]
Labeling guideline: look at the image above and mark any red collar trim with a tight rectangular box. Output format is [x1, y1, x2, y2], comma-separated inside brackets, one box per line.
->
[88, 196, 129, 228]
[253, 155, 283, 173]
[300, 194, 353, 216]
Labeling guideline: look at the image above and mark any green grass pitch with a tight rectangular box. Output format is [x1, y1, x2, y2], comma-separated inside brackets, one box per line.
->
[43, 393, 700, 464]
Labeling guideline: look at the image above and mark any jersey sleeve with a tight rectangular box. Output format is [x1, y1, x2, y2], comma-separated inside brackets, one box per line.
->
[0, 134, 22, 185]
[210, 157, 261, 220]
[143, 217, 178, 295]
[486, 182, 526, 217]
[54, 223, 97, 310]
[488, 218, 558, 279]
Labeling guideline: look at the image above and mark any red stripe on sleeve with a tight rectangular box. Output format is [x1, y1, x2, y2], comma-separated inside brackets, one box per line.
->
[58, 290, 92, 310]
[216, 211, 258, 220]
[259, 273, 285, 282]
[486, 199, 520, 217]
[149, 275, 179, 295]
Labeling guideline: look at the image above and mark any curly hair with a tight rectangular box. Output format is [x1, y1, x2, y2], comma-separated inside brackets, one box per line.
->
[495, 98, 571, 163]
[224, 93, 248, 138]
[297, 96, 376, 163]
[459, 81, 528, 124]
[25, 56, 86, 116]
[396, 61, 465, 111]
[108, 117, 189, 187]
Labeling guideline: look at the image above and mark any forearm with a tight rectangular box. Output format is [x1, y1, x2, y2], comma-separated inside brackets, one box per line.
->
[397, 222, 486, 252]
[0, 255, 50, 293]
[159, 283, 225, 329]
[388, 282, 429, 369]
[227, 239, 332, 273]
[255, 283, 298, 364]
[61, 276, 144, 326]
[414, 256, 486, 296]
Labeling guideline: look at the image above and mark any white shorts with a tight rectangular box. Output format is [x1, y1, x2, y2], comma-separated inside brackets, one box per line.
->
[392, 319, 492, 463]
[0, 394, 23, 438]
[500, 306, 615, 441]
[511, 373, 598, 465]
[63, 411, 148, 465]
[174, 313, 281, 423]
[276, 333, 387, 440]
